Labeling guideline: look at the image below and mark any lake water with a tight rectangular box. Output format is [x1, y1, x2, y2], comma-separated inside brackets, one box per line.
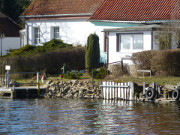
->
[0, 99, 180, 135]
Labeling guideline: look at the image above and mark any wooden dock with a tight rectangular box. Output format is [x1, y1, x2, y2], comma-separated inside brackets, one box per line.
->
[0, 87, 46, 99]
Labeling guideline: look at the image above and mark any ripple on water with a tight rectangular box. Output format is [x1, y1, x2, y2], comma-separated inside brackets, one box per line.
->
[0, 99, 180, 134]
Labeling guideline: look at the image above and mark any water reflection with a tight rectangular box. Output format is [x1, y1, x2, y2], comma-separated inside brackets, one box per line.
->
[0, 99, 180, 135]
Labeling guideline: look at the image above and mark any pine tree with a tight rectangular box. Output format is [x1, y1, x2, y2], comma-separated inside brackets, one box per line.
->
[85, 33, 100, 73]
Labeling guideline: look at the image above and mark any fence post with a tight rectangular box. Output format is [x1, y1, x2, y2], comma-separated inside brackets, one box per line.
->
[37, 72, 40, 97]
[6, 70, 10, 88]
[143, 82, 146, 95]
[130, 82, 134, 100]
[37, 72, 39, 83]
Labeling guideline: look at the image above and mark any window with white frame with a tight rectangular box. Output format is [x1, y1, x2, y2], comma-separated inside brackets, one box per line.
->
[117, 33, 143, 51]
[34, 27, 40, 44]
[53, 27, 60, 39]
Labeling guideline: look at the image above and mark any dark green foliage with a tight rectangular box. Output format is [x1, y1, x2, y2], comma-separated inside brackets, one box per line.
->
[2, 0, 31, 23]
[0, 40, 85, 74]
[91, 67, 108, 79]
[63, 72, 83, 79]
[132, 49, 180, 76]
[7, 45, 35, 55]
[6, 39, 72, 56]
[85, 33, 100, 71]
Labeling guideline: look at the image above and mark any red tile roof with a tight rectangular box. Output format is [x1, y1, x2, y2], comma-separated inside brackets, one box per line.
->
[22, 0, 105, 17]
[90, 0, 180, 21]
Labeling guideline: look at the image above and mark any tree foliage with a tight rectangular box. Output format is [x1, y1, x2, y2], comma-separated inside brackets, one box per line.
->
[155, 23, 180, 50]
[1, 0, 31, 23]
[85, 33, 100, 71]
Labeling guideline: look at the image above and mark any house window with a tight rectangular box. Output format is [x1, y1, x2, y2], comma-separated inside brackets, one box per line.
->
[117, 33, 143, 51]
[34, 27, 40, 44]
[53, 27, 60, 39]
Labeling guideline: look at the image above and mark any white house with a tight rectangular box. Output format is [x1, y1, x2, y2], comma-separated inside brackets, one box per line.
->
[89, 0, 180, 65]
[20, 0, 105, 46]
[20, 0, 140, 63]
[0, 12, 21, 55]
[20, 0, 180, 64]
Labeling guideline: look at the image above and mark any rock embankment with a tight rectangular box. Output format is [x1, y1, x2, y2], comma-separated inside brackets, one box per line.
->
[43, 80, 102, 99]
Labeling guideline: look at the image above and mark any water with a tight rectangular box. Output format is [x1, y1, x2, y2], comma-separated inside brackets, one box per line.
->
[0, 99, 180, 135]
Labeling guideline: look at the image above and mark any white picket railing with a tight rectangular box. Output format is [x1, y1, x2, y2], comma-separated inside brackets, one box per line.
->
[100, 82, 135, 101]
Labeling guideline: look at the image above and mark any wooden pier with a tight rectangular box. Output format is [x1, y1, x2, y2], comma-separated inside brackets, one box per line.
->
[0, 87, 46, 99]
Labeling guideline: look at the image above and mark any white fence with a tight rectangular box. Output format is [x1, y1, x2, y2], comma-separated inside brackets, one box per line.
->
[100, 82, 135, 101]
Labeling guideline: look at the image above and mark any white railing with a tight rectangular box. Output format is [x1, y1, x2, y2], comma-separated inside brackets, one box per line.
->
[100, 82, 135, 101]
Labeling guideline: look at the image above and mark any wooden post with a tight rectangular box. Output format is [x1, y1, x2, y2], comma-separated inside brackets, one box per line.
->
[37, 72, 40, 97]
[92, 68, 94, 88]
[157, 84, 161, 94]
[37, 82, 40, 97]
[143, 82, 146, 95]
[130, 82, 134, 100]
[37, 72, 39, 83]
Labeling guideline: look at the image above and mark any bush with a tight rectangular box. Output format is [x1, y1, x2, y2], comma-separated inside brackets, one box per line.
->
[131, 50, 157, 70]
[63, 72, 83, 79]
[91, 67, 108, 79]
[151, 49, 180, 76]
[7, 44, 36, 56]
[110, 63, 130, 76]
[0, 47, 85, 74]
[131, 49, 180, 76]
[6, 39, 72, 56]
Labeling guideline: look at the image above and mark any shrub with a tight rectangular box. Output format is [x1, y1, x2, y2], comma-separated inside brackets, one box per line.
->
[63, 72, 83, 79]
[6, 39, 72, 56]
[131, 50, 157, 70]
[151, 49, 180, 76]
[110, 63, 130, 77]
[131, 49, 180, 76]
[7, 44, 36, 56]
[0, 47, 85, 74]
[91, 67, 108, 79]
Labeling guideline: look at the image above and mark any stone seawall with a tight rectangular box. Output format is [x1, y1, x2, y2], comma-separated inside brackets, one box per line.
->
[44, 80, 102, 99]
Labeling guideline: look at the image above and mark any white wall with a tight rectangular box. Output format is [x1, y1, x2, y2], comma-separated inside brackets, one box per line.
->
[27, 19, 155, 64]
[26, 19, 98, 46]
[1, 37, 20, 55]
[26, 19, 123, 63]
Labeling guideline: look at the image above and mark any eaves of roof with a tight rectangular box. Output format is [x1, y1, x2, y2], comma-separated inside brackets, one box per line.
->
[102, 25, 162, 32]
[20, 13, 92, 19]
[90, 19, 180, 24]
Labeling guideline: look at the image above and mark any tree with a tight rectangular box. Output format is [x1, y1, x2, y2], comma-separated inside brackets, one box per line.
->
[2, 0, 31, 23]
[85, 33, 100, 73]
[155, 23, 180, 50]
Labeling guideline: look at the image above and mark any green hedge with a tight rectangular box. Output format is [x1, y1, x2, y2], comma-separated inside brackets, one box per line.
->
[90, 67, 108, 79]
[63, 72, 83, 79]
[131, 49, 180, 76]
[0, 47, 85, 74]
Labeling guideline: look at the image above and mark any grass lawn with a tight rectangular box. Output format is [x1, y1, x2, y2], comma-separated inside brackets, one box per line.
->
[113, 76, 180, 86]
[10, 73, 180, 87]
[45, 74, 180, 86]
